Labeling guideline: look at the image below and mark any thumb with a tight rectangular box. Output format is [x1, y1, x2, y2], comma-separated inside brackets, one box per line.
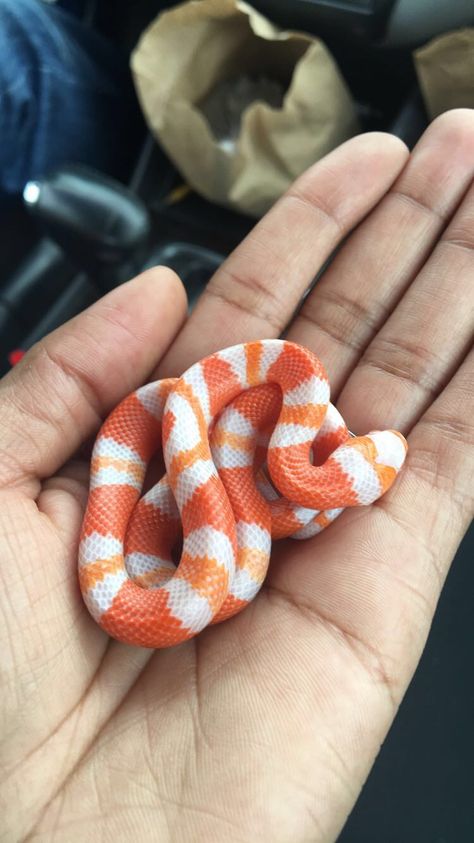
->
[0, 267, 186, 490]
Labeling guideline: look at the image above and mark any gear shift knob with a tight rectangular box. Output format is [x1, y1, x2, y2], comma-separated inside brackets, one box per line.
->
[23, 165, 151, 290]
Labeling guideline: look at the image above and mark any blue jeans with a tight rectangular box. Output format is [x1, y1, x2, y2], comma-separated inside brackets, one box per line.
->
[0, 0, 140, 201]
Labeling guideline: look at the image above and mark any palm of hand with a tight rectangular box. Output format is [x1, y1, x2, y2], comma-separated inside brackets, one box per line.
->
[1, 112, 473, 843]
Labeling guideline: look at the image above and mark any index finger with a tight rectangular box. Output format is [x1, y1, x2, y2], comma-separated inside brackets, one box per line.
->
[157, 132, 409, 377]
[0, 268, 186, 489]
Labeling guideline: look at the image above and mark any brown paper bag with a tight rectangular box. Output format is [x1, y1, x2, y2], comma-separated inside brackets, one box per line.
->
[131, 0, 359, 217]
[414, 29, 474, 119]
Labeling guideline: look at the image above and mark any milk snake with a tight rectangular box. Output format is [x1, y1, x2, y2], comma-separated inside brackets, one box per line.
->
[79, 340, 407, 648]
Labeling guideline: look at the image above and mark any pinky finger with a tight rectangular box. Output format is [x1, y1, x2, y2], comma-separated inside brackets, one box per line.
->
[380, 348, 474, 594]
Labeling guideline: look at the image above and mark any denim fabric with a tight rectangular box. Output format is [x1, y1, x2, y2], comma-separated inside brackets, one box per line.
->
[0, 0, 139, 201]
[41, 0, 86, 16]
[49, 1, 86, 15]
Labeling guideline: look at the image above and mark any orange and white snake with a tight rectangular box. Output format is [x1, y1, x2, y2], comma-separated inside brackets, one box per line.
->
[79, 340, 407, 648]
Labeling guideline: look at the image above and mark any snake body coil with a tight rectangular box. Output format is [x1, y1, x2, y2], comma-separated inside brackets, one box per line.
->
[79, 340, 407, 648]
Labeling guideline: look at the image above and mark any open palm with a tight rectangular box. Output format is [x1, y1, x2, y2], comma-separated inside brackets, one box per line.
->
[1, 110, 473, 843]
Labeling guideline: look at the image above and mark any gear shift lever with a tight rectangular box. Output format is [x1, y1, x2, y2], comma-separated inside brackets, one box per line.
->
[23, 165, 151, 291]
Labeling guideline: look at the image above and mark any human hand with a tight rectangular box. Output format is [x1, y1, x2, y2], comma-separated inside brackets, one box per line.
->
[1, 110, 473, 842]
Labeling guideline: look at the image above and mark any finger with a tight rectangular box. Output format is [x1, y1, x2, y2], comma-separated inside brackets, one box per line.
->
[382, 348, 474, 574]
[287, 109, 474, 393]
[157, 132, 408, 376]
[37, 461, 91, 545]
[0, 268, 187, 488]
[337, 178, 474, 433]
[266, 350, 473, 714]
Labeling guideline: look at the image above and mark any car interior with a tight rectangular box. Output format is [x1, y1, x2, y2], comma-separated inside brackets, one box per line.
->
[0, 1, 472, 840]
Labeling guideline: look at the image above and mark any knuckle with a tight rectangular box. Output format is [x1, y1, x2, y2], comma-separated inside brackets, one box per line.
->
[206, 266, 285, 333]
[362, 334, 441, 396]
[301, 285, 382, 353]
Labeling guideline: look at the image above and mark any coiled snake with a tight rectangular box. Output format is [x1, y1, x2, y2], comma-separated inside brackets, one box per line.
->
[79, 340, 407, 648]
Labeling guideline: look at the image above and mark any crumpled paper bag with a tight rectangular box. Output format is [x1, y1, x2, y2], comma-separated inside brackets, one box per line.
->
[131, 0, 359, 217]
[414, 28, 474, 119]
